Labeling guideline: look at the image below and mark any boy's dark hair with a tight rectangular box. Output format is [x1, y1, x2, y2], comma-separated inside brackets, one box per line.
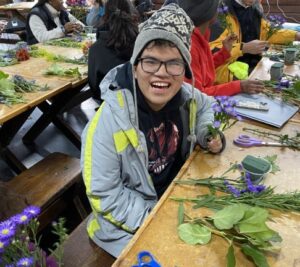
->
[103, 0, 139, 51]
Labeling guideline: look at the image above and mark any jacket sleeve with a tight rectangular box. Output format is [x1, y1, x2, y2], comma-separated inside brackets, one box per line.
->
[260, 19, 297, 44]
[195, 80, 241, 96]
[212, 46, 231, 68]
[68, 12, 85, 27]
[86, 7, 99, 27]
[29, 15, 64, 43]
[81, 103, 156, 233]
[194, 92, 213, 149]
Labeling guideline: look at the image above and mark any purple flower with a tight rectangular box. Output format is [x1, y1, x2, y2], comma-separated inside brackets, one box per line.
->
[0, 239, 10, 253]
[17, 257, 34, 267]
[0, 220, 16, 240]
[280, 79, 290, 88]
[23, 206, 40, 219]
[213, 120, 221, 128]
[12, 213, 31, 226]
[224, 180, 241, 197]
[46, 256, 59, 267]
[212, 103, 222, 113]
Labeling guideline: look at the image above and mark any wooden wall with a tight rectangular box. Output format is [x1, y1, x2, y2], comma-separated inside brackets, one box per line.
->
[262, 0, 300, 23]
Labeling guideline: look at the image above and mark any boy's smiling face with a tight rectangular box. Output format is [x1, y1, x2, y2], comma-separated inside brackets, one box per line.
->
[134, 42, 185, 112]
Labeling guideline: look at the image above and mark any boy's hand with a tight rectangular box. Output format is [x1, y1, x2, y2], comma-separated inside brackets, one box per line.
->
[207, 135, 223, 154]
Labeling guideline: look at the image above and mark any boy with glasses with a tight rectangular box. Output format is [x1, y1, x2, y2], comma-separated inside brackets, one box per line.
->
[81, 3, 225, 257]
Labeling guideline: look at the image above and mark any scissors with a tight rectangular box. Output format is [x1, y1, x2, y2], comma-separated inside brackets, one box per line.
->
[233, 134, 286, 148]
[132, 251, 161, 267]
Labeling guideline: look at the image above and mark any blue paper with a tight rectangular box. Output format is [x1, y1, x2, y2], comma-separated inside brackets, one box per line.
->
[232, 94, 299, 128]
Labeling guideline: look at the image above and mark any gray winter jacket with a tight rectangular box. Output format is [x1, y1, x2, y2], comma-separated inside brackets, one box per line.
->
[81, 63, 215, 257]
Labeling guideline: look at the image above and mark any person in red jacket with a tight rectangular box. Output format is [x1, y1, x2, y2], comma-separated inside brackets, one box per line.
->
[179, 0, 265, 96]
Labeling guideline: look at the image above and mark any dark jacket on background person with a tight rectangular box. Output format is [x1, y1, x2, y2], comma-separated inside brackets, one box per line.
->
[26, 4, 69, 45]
[88, 27, 134, 101]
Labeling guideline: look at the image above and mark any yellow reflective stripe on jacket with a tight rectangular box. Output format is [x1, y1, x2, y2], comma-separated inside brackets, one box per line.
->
[116, 90, 124, 108]
[83, 103, 104, 197]
[103, 213, 135, 234]
[87, 217, 101, 238]
[189, 98, 197, 132]
[113, 128, 139, 153]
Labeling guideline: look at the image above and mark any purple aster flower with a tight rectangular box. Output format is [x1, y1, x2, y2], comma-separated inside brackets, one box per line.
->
[0, 239, 10, 253]
[0, 220, 16, 240]
[212, 102, 222, 113]
[5, 265, 15, 267]
[213, 120, 221, 128]
[17, 257, 34, 267]
[12, 213, 31, 226]
[23, 206, 40, 219]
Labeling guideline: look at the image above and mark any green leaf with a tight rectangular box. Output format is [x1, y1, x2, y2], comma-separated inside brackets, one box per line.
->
[226, 244, 236, 267]
[238, 206, 269, 225]
[264, 155, 280, 174]
[241, 244, 269, 267]
[178, 223, 211, 245]
[178, 202, 184, 226]
[248, 228, 282, 243]
[239, 222, 270, 234]
[0, 70, 9, 79]
[211, 204, 245, 230]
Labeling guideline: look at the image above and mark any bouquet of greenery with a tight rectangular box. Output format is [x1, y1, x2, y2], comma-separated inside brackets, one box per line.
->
[217, 2, 233, 34]
[0, 206, 67, 266]
[43, 64, 82, 79]
[262, 76, 300, 106]
[208, 96, 242, 137]
[265, 14, 286, 40]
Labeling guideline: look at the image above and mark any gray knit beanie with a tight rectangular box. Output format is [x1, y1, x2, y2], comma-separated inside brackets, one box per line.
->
[178, 0, 219, 27]
[130, 3, 194, 79]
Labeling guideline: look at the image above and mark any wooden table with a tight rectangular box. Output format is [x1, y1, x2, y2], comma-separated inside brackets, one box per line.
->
[0, 43, 88, 172]
[112, 120, 300, 267]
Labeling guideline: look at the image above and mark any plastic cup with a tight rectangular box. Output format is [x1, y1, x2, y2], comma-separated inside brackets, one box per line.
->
[84, 26, 93, 34]
[284, 48, 298, 65]
[270, 62, 284, 81]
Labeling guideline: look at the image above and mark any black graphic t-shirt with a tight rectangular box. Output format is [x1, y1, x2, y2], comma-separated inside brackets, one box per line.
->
[137, 88, 184, 198]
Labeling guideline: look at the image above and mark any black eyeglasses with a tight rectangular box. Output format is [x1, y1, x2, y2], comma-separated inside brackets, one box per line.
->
[138, 57, 186, 76]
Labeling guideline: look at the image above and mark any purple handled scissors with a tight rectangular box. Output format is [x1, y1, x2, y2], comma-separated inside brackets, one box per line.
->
[233, 134, 285, 148]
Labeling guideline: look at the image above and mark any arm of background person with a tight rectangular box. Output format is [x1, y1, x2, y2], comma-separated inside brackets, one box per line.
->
[260, 18, 298, 44]
[29, 15, 64, 43]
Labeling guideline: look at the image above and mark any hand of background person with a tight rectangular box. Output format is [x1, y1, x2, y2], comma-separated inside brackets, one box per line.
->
[207, 135, 223, 154]
[242, 40, 269, 54]
[240, 79, 264, 94]
[64, 22, 82, 33]
[222, 33, 237, 52]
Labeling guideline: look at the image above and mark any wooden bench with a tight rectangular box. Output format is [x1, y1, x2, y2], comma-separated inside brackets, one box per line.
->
[61, 216, 116, 267]
[0, 152, 87, 229]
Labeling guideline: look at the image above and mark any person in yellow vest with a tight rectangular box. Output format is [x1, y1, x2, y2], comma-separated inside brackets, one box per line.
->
[210, 0, 300, 84]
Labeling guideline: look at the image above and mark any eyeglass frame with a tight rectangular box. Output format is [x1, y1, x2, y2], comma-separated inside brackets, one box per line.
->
[137, 57, 186, 76]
